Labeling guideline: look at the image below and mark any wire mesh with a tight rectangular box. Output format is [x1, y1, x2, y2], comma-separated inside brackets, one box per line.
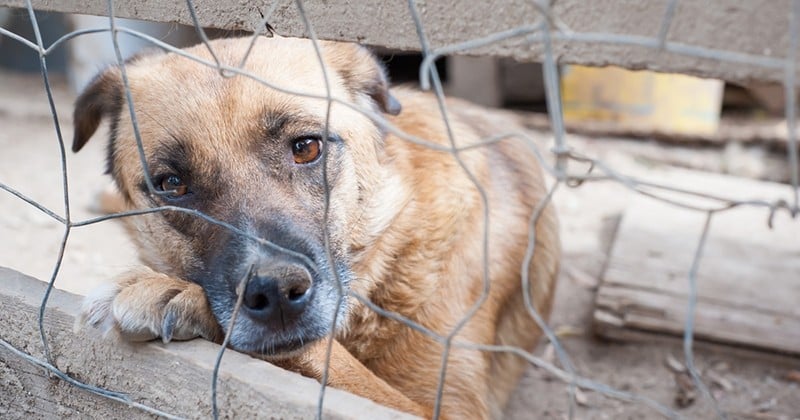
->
[0, 0, 798, 419]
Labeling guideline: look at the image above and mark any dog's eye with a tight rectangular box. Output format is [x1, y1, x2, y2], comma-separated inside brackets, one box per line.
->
[158, 174, 188, 197]
[291, 138, 322, 164]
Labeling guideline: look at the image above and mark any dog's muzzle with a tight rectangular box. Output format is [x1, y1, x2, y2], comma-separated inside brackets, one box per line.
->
[205, 221, 344, 355]
[242, 260, 313, 330]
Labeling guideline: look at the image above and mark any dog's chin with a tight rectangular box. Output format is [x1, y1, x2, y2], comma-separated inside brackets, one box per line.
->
[225, 319, 331, 358]
[232, 335, 317, 358]
[241, 340, 311, 361]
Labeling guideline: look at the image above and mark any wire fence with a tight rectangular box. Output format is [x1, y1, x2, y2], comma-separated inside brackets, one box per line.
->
[0, 0, 798, 419]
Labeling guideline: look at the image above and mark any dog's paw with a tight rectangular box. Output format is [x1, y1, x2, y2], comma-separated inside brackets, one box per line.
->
[80, 268, 222, 343]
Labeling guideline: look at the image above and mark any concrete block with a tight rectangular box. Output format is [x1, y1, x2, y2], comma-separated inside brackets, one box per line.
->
[0, 1, 796, 84]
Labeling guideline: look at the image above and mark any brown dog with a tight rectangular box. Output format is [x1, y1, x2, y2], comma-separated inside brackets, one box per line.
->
[73, 36, 560, 419]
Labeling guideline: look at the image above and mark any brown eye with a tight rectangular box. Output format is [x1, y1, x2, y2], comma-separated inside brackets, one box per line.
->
[292, 138, 322, 164]
[159, 174, 188, 197]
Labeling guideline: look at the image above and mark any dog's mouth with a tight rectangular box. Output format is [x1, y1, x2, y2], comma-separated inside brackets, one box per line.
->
[223, 306, 333, 355]
[236, 334, 315, 358]
[221, 302, 344, 357]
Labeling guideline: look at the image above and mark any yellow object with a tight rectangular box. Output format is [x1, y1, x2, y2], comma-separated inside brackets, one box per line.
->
[561, 65, 724, 136]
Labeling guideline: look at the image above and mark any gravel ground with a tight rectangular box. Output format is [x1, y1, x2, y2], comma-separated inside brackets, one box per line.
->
[1, 70, 798, 419]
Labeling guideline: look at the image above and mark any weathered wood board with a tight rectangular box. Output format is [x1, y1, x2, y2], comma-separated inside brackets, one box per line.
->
[0, 267, 413, 419]
[593, 168, 800, 354]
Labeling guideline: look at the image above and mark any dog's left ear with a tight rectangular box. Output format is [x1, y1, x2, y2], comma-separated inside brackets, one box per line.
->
[72, 67, 124, 152]
[328, 44, 402, 116]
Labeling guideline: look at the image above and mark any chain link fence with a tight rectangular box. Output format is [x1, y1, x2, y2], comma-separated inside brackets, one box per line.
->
[0, 0, 798, 418]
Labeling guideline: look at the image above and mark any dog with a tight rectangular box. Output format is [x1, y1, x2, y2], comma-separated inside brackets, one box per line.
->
[73, 36, 560, 419]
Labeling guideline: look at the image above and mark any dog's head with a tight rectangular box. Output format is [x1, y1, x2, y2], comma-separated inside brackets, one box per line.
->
[72, 37, 401, 356]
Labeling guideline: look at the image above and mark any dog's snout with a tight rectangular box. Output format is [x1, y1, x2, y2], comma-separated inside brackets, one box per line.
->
[242, 262, 312, 327]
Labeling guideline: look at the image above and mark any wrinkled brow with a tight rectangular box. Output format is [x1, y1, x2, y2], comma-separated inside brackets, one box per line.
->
[262, 108, 328, 140]
[150, 137, 194, 176]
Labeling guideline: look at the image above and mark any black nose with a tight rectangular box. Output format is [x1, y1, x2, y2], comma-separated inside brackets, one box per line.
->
[242, 261, 312, 328]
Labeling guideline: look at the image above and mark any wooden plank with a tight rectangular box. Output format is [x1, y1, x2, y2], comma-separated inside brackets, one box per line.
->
[517, 111, 800, 149]
[593, 168, 800, 354]
[0, 0, 797, 84]
[0, 267, 413, 419]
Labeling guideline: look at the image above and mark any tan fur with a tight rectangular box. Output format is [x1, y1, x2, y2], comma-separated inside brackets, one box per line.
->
[74, 36, 559, 419]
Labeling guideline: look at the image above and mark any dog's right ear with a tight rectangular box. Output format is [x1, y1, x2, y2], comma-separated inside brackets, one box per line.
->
[323, 43, 402, 116]
[72, 68, 123, 153]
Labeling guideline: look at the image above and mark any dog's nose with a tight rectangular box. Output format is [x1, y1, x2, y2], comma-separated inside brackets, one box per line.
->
[242, 262, 312, 327]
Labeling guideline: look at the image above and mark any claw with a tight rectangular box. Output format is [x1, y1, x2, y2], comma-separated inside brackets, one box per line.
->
[161, 310, 176, 343]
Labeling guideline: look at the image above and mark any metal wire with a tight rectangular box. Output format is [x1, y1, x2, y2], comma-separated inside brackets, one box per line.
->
[24, 0, 73, 368]
[0, 0, 798, 419]
[682, 212, 725, 419]
[405, 1, 496, 416]
[289, 1, 345, 416]
[212, 264, 255, 419]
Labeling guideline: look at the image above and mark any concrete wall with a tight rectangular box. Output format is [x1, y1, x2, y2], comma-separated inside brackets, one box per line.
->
[0, 0, 795, 84]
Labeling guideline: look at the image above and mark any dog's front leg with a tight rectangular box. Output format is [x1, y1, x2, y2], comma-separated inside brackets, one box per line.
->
[275, 338, 433, 418]
[80, 267, 223, 343]
[82, 270, 431, 417]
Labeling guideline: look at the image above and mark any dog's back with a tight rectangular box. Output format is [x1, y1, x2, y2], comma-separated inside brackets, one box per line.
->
[340, 87, 560, 418]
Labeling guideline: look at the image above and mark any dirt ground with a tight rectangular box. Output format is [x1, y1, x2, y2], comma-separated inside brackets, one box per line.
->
[1, 70, 798, 419]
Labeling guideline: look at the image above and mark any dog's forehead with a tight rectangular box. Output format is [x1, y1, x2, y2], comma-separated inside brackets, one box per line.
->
[134, 38, 346, 100]
[124, 38, 354, 137]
